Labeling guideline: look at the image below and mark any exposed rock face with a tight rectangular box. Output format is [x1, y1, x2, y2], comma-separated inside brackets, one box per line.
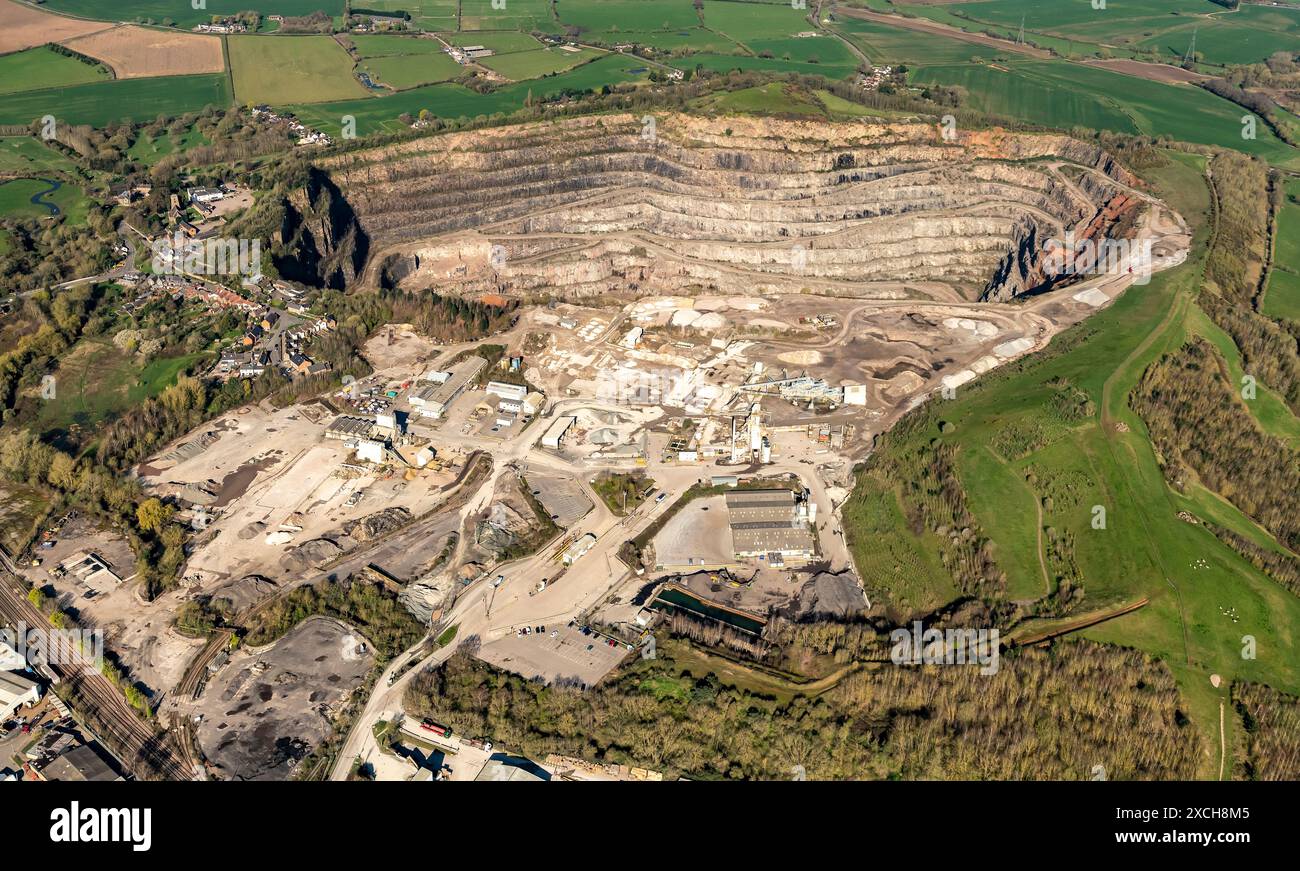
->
[342, 506, 412, 542]
[274, 168, 369, 290]
[294, 113, 1149, 302]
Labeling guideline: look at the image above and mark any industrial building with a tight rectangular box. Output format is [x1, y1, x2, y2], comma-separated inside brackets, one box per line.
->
[725, 488, 817, 563]
[0, 670, 41, 720]
[486, 381, 528, 403]
[562, 533, 597, 565]
[542, 415, 576, 449]
[737, 370, 865, 407]
[408, 356, 487, 418]
[324, 415, 375, 441]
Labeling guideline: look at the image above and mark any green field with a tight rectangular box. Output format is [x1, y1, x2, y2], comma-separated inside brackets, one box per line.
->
[1135, 6, 1300, 66]
[835, 17, 1001, 65]
[461, 0, 560, 32]
[702, 1, 808, 42]
[1262, 179, 1300, 322]
[350, 34, 451, 57]
[359, 53, 464, 89]
[0, 137, 81, 176]
[0, 178, 91, 224]
[901, 0, 1300, 66]
[33, 339, 204, 438]
[692, 81, 826, 116]
[558, 0, 699, 34]
[229, 35, 369, 105]
[351, 34, 465, 89]
[0, 46, 110, 97]
[669, 51, 858, 80]
[690, 81, 905, 121]
[125, 126, 210, 166]
[364, 0, 458, 30]
[479, 46, 601, 80]
[909, 60, 1295, 163]
[0, 74, 231, 126]
[444, 32, 548, 53]
[290, 52, 648, 134]
[40, 0, 344, 28]
[577, 27, 742, 52]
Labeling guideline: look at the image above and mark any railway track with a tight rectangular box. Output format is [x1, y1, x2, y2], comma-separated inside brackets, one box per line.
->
[0, 569, 195, 781]
[174, 628, 234, 699]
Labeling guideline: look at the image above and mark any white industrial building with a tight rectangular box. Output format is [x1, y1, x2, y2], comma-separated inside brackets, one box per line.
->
[619, 326, 644, 349]
[843, 384, 867, 405]
[0, 670, 41, 720]
[562, 533, 597, 565]
[542, 415, 576, 449]
[356, 440, 386, 464]
[486, 381, 527, 402]
[408, 356, 487, 418]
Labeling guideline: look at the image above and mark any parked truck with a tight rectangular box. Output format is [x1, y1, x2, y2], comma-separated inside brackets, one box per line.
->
[420, 719, 452, 739]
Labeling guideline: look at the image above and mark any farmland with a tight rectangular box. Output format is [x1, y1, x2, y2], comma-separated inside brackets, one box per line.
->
[39, 0, 345, 29]
[290, 52, 648, 134]
[894, 0, 1300, 67]
[60, 24, 225, 79]
[460, 0, 558, 32]
[908, 60, 1295, 164]
[1263, 179, 1300, 322]
[0, 0, 111, 54]
[0, 73, 231, 126]
[228, 34, 370, 105]
[834, 16, 1002, 65]
[558, 0, 700, 34]
[363, 0, 458, 31]
[0, 137, 81, 176]
[479, 46, 602, 80]
[0, 46, 110, 96]
[351, 35, 464, 90]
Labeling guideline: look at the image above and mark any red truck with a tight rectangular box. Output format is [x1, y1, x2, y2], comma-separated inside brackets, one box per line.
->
[420, 719, 452, 739]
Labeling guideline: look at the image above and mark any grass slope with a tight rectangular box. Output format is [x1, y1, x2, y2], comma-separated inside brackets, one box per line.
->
[843, 150, 1300, 778]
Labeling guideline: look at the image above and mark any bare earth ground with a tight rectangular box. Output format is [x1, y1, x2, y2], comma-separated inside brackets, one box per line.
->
[1082, 58, 1210, 85]
[0, 0, 112, 54]
[195, 616, 374, 781]
[60, 24, 225, 78]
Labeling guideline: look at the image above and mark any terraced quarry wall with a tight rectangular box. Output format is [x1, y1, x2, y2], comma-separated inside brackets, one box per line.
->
[301, 113, 1150, 303]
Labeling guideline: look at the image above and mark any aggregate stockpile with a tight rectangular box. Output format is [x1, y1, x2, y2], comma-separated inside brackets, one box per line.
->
[296, 112, 1151, 303]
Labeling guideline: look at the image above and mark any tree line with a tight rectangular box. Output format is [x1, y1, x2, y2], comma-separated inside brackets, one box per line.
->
[405, 637, 1200, 780]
